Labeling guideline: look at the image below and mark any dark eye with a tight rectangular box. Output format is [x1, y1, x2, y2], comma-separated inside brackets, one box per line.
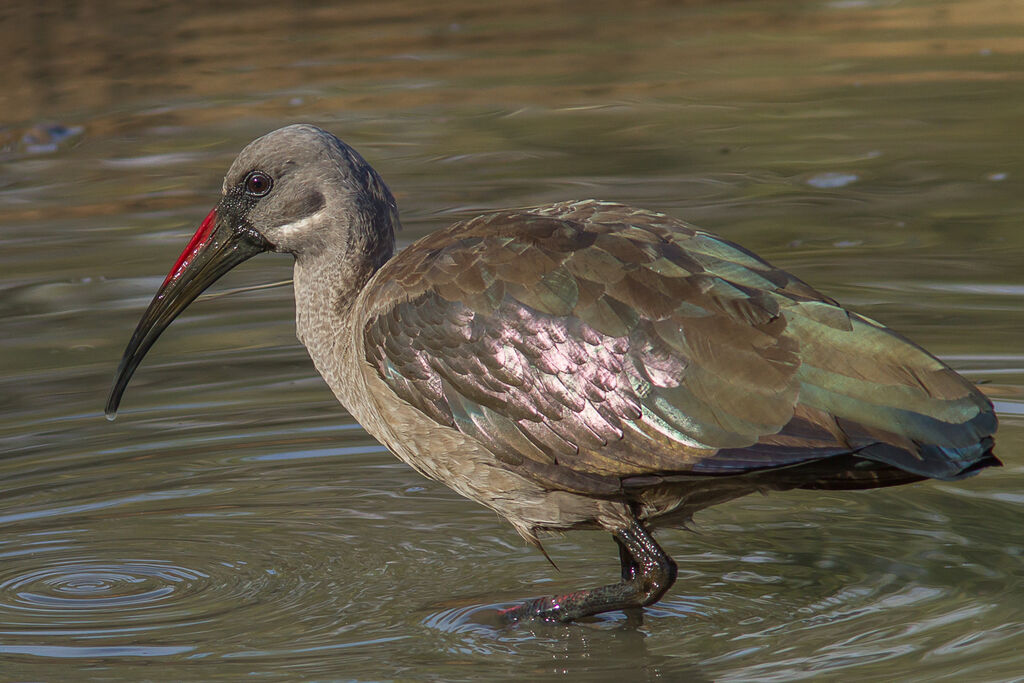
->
[244, 171, 273, 196]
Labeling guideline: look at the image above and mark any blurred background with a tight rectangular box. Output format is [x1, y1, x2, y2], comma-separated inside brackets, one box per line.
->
[1, 0, 1022, 679]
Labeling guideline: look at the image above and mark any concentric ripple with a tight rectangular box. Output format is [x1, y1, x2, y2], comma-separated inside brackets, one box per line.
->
[0, 560, 207, 614]
[0, 410, 446, 663]
[0, 503, 385, 658]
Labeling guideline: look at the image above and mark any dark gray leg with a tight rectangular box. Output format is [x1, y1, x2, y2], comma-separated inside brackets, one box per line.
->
[502, 521, 677, 624]
[618, 536, 639, 581]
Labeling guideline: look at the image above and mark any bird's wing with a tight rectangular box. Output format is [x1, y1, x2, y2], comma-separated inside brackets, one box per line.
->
[361, 200, 995, 495]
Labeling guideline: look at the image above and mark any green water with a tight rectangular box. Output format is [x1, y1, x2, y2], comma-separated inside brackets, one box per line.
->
[1, 0, 1022, 679]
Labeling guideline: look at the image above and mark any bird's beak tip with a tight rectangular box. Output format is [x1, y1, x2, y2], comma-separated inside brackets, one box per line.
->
[105, 206, 270, 418]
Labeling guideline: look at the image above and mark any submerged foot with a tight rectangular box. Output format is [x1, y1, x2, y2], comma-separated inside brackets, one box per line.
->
[498, 522, 677, 625]
[499, 593, 597, 624]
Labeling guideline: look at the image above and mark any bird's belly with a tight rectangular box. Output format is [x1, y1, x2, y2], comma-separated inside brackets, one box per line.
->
[353, 362, 639, 534]
[299, 328, 634, 535]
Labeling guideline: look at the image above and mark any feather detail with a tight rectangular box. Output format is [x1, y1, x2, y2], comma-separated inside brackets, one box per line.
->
[361, 200, 997, 495]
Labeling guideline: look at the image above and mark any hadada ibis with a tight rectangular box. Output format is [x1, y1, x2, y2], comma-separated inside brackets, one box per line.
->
[107, 124, 999, 623]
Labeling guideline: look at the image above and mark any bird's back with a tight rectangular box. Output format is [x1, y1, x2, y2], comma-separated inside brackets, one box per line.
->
[357, 200, 997, 505]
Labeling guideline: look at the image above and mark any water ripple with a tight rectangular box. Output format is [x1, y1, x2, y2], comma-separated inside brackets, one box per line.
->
[0, 518, 362, 654]
[0, 557, 208, 629]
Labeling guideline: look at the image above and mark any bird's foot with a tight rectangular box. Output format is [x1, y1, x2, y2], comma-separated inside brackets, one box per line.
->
[498, 521, 676, 625]
[498, 592, 592, 624]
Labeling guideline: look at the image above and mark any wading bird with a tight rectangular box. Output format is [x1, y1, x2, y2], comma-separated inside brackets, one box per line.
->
[107, 124, 999, 623]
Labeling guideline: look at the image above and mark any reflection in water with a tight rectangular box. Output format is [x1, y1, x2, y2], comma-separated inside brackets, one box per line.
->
[423, 604, 709, 682]
[1, 0, 1023, 679]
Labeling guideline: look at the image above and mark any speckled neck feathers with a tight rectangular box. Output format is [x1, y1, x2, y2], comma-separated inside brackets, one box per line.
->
[279, 131, 399, 405]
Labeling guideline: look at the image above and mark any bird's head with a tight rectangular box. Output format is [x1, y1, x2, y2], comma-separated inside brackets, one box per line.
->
[105, 124, 398, 419]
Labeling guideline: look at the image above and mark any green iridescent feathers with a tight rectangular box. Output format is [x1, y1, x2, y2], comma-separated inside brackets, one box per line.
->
[362, 200, 996, 494]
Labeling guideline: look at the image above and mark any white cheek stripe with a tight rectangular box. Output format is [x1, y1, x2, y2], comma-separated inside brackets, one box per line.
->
[274, 208, 327, 238]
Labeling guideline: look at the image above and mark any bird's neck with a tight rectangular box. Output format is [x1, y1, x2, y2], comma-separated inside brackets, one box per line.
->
[291, 230, 394, 412]
[293, 252, 358, 336]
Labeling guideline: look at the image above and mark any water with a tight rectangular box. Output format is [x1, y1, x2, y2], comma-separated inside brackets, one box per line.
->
[2, 0, 1023, 679]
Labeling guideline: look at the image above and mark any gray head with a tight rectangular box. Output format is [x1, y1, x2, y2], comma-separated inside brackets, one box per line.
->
[106, 124, 399, 417]
[223, 124, 398, 267]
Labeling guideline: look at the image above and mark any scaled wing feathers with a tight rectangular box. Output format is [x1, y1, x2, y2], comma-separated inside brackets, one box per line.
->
[362, 201, 996, 494]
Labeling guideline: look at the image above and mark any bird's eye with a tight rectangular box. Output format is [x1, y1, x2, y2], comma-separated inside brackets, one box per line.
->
[244, 171, 273, 196]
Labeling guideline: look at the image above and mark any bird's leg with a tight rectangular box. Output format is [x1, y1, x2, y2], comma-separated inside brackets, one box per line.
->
[502, 521, 677, 624]
[617, 536, 639, 581]
[617, 536, 645, 625]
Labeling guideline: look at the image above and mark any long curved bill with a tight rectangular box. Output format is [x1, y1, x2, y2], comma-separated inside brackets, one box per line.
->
[105, 208, 271, 419]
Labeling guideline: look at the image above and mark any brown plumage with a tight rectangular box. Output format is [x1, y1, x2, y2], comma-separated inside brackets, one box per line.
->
[107, 124, 999, 623]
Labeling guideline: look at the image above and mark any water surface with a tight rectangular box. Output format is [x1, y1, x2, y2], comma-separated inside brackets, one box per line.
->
[2, 0, 1023, 679]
